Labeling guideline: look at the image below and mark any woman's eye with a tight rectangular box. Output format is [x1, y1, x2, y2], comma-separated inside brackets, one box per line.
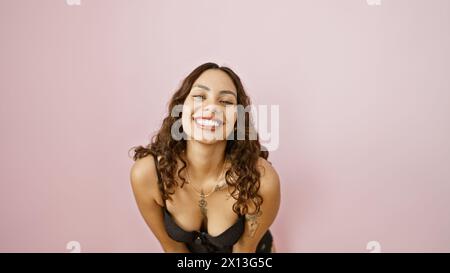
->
[192, 95, 205, 100]
[220, 100, 234, 105]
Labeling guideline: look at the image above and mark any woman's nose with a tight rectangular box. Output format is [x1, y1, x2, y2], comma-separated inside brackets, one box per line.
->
[203, 104, 222, 115]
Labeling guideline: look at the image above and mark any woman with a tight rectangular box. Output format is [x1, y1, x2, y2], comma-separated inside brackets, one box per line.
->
[129, 62, 280, 253]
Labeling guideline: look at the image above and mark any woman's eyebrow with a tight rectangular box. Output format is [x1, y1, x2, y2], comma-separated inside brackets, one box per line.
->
[192, 84, 237, 98]
[192, 84, 210, 91]
[219, 90, 237, 98]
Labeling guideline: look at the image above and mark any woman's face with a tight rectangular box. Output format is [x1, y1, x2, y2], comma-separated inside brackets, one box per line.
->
[181, 69, 238, 144]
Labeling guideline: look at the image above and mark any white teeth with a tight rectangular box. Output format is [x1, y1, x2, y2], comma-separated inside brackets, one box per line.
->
[195, 118, 220, 127]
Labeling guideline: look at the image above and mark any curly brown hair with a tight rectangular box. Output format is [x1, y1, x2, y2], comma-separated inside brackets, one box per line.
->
[129, 62, 269, 215]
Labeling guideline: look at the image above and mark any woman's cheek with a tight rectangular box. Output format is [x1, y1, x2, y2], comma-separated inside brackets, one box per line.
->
[225, 113, 238, 139]
[181, 104, 194, 138]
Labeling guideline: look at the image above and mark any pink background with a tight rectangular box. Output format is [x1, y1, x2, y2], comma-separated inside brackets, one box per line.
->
[1, 0, 449, 252]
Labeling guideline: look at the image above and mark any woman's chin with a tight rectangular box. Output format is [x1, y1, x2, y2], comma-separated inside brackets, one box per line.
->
[188, 127, 224, 142]
[187, 133, 225, 144]
[194, 138, 221, 145]
[182, 124, 233, 143]
[191, 133, 224, 144]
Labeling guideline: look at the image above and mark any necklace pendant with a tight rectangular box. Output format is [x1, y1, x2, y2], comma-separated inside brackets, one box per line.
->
[199, 190, 208, 216]
[198, 197, 207, 208]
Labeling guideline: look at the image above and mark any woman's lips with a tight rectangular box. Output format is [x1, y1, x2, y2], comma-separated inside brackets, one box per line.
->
[192, 116, 223, 130]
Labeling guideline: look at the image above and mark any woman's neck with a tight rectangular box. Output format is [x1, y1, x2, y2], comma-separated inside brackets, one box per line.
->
[185, 140, 227, 186]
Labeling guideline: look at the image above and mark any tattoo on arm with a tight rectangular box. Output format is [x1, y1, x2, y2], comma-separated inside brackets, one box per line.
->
[245, 210, 262, 238]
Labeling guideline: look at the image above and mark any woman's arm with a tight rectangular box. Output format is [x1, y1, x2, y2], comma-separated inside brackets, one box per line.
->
[233, 158, 281, 253]
[130, 156, 190, 253]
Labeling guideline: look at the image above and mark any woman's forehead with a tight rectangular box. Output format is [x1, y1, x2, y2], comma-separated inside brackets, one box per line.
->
[192, 69, 237, 94]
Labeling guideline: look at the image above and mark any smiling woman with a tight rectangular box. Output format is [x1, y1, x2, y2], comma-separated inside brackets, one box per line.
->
[129, 62, 281, 253]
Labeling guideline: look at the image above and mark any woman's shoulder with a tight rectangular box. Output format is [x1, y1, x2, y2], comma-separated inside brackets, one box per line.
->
[130, 154, 157, 183]
[130, 154, 164, 206]
[256, 157, 280, 195]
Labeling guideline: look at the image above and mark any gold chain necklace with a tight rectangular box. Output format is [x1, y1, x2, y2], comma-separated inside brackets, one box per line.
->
[186, 159, 227, 217]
